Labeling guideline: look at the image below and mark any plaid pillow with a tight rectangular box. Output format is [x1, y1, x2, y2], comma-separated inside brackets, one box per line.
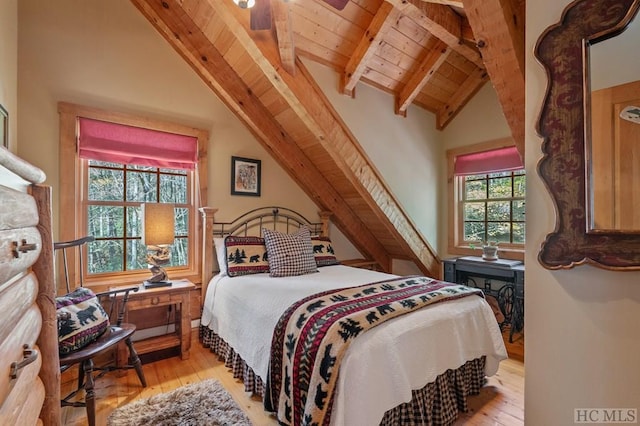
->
[311, 236, 340, 267]
[262, 227, 318, 277]
[225, 235, 270, 277]
[56, 287, 110, 355]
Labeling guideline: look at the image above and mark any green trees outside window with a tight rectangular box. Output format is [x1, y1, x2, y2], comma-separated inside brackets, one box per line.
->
[462, 170, 525, 245]
[86, 160, 189, 275]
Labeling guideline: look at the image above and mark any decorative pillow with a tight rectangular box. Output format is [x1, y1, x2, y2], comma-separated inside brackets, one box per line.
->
[56, 287, 110, 355]
[310, 236, 340, 267]
[262, 226, 318, 277]
[225, 235, 270, 277]
[214, 237, 228, 276]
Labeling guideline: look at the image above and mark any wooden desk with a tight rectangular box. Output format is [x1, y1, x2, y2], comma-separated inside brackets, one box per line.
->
[117, 279, 195, 364]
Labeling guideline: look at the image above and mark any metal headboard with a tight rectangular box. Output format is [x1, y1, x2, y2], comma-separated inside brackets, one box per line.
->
[199, 206, 332, 298]
[212, 206, 324, 237]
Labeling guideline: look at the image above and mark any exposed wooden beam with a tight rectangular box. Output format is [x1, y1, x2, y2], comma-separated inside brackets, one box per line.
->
[213, 3, 440, 275]
[461, 18, 475, 43]
[298, 55, 441, 275]
[436, 66, 488, 129]
[395, 40, 450, 116]
[272, 0, 295, 75]
[250, 0, 271, 31]
[132, 0, 443, 276]
[419, 0, 464, 7]
[342, 2, 401, 96]
[462, 0, 525, 160]
[130, 0, 392, 271]
[386, 0, 484, 68]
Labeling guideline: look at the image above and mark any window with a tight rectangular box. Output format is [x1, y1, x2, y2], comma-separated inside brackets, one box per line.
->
[447, 139, 525, 260]
[461, 170, 525, 245]
[58, 102, 208, 289]
[86, 161, 190, 275]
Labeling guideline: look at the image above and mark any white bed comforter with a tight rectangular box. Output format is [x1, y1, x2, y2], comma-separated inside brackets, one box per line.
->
[201, 265, 507, 426]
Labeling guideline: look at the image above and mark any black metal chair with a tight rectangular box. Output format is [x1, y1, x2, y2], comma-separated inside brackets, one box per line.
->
[55, 236, 147, 426]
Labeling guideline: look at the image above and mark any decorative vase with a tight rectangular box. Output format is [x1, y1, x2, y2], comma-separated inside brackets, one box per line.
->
[482, 244, 499, 261]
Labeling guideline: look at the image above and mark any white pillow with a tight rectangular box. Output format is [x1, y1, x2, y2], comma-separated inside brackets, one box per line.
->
[214, 237, 227, 276]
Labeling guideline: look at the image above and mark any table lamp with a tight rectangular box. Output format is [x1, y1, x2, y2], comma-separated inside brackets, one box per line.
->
[141, 203, 175, 288]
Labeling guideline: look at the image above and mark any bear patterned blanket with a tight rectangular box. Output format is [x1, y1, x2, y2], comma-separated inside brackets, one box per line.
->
[265, 275, 485, 426]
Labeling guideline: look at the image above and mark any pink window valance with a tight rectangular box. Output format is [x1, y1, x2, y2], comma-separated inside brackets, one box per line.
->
[454, 146, 523, 176]
[78, 118, 198, 170]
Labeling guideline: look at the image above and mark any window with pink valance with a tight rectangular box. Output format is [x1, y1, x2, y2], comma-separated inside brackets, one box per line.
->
[78, 117, 198, 170]
[454, 146, 522, 175]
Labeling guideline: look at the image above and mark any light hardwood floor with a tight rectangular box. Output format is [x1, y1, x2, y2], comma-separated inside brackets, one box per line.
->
[61, 329, 524, 426]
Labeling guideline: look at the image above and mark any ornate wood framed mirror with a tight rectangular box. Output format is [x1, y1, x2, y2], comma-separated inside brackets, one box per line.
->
[535, 0, 640, 270]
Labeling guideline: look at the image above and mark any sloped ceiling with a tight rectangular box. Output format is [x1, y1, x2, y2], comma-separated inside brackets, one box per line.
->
[130, 0, 524, 276]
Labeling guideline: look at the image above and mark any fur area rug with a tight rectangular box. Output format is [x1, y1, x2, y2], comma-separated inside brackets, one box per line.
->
[107, 379, 252, 426]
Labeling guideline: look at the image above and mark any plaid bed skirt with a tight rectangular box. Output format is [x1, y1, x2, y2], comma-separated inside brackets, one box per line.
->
[200, 325, 486, 425]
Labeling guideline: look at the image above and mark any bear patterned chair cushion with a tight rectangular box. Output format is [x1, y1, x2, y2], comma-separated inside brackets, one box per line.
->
[56, 287, 110, 355]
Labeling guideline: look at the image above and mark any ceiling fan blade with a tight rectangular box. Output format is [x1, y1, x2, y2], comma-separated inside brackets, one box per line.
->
[251, 0, 272, 30]
[322, 0, 349, 11]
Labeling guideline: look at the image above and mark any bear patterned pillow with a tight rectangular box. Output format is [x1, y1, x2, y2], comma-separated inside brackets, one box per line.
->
[262, 226, 318, 277]
[225, 235, 270, 277]
[56, 287, 110, 355]
[311, 236, 340, 267]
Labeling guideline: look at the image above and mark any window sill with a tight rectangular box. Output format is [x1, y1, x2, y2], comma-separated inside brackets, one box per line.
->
[448, 245, 524, 262]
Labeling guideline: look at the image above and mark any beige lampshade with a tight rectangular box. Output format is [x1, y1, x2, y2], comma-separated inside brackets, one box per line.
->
[141, 203, 175, 246]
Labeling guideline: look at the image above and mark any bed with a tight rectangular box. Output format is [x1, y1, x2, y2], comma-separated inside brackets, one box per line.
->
[198, 207, 507, 425]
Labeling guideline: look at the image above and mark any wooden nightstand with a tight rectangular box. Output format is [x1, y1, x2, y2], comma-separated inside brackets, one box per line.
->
[116, 279, 195, 364]
[341, 258, 380, 270]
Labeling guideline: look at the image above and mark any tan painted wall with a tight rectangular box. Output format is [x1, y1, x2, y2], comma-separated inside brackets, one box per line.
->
[526, 2, 640, 424]
[15, 0, 361, 259]
[440, 84, 511, 150]
[0, 0, 17, 153]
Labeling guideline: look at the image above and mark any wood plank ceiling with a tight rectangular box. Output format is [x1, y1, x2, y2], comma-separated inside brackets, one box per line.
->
[130, 0, 524, 277]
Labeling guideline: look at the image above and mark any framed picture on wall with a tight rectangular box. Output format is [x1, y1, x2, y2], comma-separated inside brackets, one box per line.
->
[0, 104, 7, 149]
[231, 156, 261, 196]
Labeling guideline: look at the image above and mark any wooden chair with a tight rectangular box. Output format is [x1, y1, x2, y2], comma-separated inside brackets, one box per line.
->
[55, 236, 147, 426]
